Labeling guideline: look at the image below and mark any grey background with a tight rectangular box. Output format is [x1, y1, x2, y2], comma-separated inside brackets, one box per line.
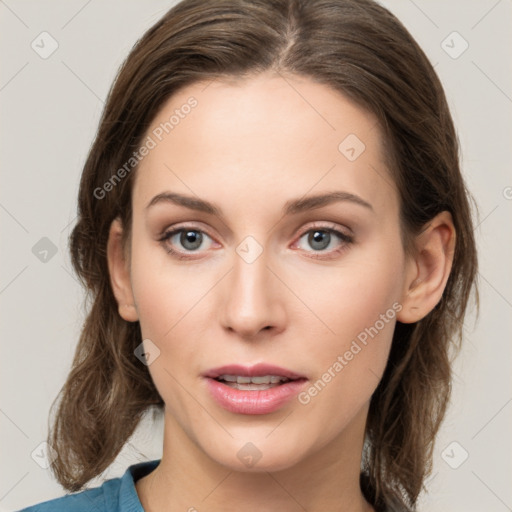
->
[1, 1, 511, 510]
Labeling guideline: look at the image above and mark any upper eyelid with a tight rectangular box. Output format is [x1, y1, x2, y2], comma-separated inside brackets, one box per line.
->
[160, 222, 215, 239]
[296, 221, 352, 237]
[161, 221, 350, 237]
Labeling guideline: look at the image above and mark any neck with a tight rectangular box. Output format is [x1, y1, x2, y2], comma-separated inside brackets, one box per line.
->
[136, 406, 374, 512]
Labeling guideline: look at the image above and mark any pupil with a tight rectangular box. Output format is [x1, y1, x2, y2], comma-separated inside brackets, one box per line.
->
[309, 230, 330, 250]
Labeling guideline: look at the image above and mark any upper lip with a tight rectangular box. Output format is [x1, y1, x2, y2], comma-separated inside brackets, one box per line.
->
[203, 363, 306, 380]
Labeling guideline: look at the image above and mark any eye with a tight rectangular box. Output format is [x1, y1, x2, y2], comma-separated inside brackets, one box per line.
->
[159, 226, 216, 259]
[294, 224, 353, 258]
[158, 222, 353, 261]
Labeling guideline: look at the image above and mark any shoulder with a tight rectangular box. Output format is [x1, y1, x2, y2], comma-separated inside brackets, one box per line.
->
[16, 483, 109, 511]
[16, 459, 161, 512]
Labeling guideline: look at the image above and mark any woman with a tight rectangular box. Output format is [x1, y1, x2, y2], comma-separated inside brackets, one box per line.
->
[18, 0, 478, 510]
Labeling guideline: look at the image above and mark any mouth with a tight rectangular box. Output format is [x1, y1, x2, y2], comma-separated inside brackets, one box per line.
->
[202, 363, 308, 414]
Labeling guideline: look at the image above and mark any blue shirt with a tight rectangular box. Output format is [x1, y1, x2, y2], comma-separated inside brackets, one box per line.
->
[18, 459, 409, 512]
[17, 459, 160, 512]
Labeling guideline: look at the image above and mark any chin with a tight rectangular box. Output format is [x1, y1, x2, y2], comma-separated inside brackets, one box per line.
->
[203, 433, 310, 473]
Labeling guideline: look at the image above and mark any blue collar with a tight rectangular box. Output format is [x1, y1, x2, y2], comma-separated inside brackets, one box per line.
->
[116, 459, 160, 511]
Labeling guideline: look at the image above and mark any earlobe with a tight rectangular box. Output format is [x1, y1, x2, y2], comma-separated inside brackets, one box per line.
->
[397, 211, 456, 324]
[106, 218, 139, 322]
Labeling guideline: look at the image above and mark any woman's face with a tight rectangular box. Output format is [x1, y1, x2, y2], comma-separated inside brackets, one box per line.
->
[119, 72, 414, 471]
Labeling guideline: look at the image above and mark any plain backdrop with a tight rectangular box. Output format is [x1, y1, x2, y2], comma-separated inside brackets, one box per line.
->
[1, 1, 511, 511]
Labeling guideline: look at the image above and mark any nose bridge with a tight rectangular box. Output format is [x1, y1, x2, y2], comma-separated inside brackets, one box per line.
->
[221, 243, 284, 337]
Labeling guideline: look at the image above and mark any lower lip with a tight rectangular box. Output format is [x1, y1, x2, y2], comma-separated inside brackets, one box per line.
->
[205, 378, 307, 415]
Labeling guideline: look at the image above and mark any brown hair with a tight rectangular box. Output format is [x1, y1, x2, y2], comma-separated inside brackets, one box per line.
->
[48, 0, 478, 509]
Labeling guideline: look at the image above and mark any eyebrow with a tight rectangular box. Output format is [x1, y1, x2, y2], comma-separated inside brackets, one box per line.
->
[145, 190, 374, 216]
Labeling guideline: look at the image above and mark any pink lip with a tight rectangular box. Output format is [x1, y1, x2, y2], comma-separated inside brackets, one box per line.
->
[203, 363, 307, 415]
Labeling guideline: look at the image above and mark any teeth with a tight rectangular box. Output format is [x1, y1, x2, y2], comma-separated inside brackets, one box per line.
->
[217, 374, 290, 385]
[220, 375, 238, 382]
[228, 383, 279, 390]
[250, 376, 271, 384]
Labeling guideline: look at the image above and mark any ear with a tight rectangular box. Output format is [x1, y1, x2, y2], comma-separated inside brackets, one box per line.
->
[106, 217, 139, 322]
[397, 211, 456, 323]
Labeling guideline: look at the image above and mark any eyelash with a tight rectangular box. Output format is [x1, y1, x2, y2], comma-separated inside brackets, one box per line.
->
[158, 222, 354, 261]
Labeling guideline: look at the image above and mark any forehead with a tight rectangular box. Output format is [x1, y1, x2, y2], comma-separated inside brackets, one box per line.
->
[133, 72, 398, 220]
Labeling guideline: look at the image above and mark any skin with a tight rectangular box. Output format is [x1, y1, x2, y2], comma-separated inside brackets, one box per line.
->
[107, 71, 455, 512]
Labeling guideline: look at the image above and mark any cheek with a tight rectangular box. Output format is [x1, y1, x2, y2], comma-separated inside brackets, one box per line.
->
[293, 247, 403, 345]
[127, 249, 200, 402]
[129, 239, 205, 338]
[293, 251, 403, 415]
[129, 250, 206, 416]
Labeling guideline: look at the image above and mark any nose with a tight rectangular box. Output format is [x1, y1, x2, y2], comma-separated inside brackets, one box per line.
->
[220, 250, 286, 340]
